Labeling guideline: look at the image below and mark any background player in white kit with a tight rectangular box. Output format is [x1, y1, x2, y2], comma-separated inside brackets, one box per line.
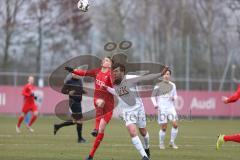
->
[103, 63, 170, 160]
[151, 69, 179, 149]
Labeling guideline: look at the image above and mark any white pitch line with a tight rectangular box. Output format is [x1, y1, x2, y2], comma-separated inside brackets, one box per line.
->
[0, 143, 239, 148]
[0, 134, 218, 139]
[181, 136, 216, 139]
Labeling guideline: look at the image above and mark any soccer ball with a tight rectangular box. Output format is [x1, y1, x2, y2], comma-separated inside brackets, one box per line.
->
[77, 0, 90, 12]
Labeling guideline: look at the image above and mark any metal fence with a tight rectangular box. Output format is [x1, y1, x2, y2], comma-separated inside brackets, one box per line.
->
[0, 71, 238, 91]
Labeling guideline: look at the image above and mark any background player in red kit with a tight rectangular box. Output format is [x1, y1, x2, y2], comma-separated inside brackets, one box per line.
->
[16, 76, 38, 133]
[216, 85, 240, 149]
[65, 57, 114, 160]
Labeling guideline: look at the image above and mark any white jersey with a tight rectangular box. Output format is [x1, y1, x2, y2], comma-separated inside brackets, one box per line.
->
[107, 75, 144, 112]
[151, 81, 177, 111]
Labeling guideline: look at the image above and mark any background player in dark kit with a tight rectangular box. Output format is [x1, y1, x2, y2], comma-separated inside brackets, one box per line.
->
[54, 73, 86, 143]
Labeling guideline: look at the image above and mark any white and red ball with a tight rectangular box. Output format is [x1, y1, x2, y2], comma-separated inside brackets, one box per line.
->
[77, 0, 90, 12]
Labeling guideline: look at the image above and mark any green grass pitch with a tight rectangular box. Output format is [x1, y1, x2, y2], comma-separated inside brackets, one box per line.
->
[0, 116, 240, 160]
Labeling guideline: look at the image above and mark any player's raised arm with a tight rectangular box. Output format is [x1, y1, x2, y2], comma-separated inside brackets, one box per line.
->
[127, 66, 169, 84]
[64, 66, 99, 77]
[223, 85, 240, 104]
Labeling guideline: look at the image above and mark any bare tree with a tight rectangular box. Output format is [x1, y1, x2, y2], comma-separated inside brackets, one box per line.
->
[194, 0, 215, 91]
[0, 0, 26, 70]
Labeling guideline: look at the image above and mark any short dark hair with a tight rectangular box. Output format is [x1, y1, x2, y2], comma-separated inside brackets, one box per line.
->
[112, 63, 125, 73]
[105, 56, 114, 64]
[164, 68, 172, 75]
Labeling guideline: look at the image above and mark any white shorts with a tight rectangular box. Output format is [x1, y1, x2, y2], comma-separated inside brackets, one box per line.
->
[158, 108, 178, 124]
[122, 107, 146, 128]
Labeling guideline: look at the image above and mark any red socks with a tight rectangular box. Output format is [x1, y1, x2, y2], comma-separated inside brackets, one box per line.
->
[95, 117, 101, 130]
[95, 107, 102, 130]
[224, 134, 240, 143]
[89, 133, 104, 157]
[28, 115, 37, 127]
[17, 116, 24, 127]
[17, 114, 37, 128]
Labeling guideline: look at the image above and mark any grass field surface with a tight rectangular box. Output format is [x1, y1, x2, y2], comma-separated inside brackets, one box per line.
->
[0, 116, 240, 160]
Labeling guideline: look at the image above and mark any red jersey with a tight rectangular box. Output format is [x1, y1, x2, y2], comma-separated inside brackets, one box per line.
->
[73, 68, 114, 101]
[227, 85, 240, 103]
[22, 84, 36, 106]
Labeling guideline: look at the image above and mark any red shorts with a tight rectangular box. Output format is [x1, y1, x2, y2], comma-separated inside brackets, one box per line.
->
[22, 104, 38, 114]
[94, 98, 114, 123]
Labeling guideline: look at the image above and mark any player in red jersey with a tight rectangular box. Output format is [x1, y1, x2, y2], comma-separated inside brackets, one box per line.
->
[216, 85, 240, 149]
[65, 57, 114, 160]
[16, 76, 38, 133]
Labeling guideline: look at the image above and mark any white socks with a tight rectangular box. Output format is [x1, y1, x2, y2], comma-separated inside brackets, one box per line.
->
[170, 127, 178, 143]
[143, 132, 150, 149]
[159, 129, 166, 144]
[132, 136, 147, 157]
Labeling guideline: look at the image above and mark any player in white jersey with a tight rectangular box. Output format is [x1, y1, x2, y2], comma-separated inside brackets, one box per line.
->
[103, 63, 170, 160]
[151, 69, 179, 149]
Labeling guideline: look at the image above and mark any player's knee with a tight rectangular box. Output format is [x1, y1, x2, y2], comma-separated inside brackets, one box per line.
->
[127, 125, 137, 137]
[161, 124, 167, 130]
[161, 124, 167, 131]
[129, 131, 137, 137]
[139, 128, 147, 136]
[161, 128, 167, 132]
[172, 122, 178, 129]
[33, 111, 38, 116]
[99, 127, 105, 133]
[96, 99, 105, 108]
[130, 134, 137, 138]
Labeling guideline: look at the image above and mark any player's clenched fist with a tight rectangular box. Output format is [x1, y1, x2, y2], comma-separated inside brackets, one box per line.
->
[64, 66, 74, 73]
[222, 96, 228, 104]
